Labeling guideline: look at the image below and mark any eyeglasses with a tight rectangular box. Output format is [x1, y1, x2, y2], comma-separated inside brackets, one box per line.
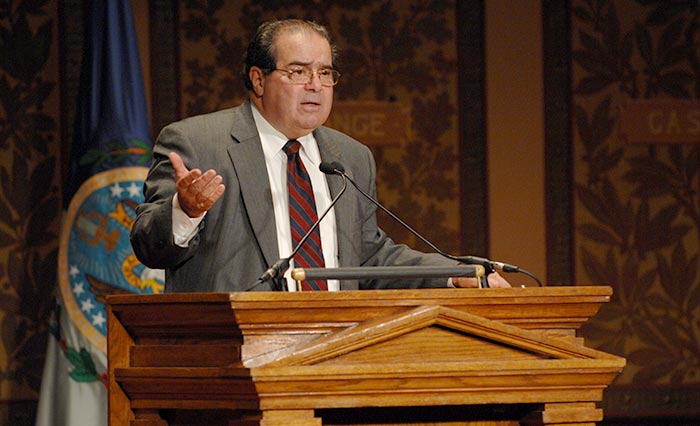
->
[273, 67, 341, 87]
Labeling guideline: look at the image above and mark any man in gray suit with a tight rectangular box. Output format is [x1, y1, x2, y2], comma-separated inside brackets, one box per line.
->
[130, 19, 510, 292]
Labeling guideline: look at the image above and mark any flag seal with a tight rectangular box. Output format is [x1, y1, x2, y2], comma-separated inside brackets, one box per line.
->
[59, 166, 164, 354]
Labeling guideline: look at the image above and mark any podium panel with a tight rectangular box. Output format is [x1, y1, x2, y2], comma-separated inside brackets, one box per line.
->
[107, 287, 625, 426]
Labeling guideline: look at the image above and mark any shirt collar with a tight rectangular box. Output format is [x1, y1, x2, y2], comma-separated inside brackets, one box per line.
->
[251, 104, 321, 165]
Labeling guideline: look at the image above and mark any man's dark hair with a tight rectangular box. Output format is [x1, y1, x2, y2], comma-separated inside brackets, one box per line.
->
[243, 19, 338, 91]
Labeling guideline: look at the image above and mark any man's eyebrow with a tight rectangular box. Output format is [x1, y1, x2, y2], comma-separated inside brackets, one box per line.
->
[285, 61, 333, 68]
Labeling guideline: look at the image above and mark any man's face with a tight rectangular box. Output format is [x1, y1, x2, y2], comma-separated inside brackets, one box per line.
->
[252, 29, 334, 139]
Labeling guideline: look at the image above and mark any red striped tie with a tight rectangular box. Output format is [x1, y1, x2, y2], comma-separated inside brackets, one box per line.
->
[283, 140, 327, 291]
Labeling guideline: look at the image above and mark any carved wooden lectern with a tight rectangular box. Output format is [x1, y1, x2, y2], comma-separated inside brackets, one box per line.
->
[107, 287, 625, 426]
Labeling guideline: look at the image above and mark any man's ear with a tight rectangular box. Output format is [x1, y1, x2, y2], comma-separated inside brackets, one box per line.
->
[249, 67, 265, 97]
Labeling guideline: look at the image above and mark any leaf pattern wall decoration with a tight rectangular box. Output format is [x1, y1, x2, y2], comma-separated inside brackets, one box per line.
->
[572, 0, 700, 385]
[0, 0, 60, 400]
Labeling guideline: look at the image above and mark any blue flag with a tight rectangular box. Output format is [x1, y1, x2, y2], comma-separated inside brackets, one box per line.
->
[65, 0, 152, 203]
[36, 2, 162, 425]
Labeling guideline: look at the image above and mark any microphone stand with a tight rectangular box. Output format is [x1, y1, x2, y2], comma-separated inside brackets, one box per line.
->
[322, 162, 542, 288]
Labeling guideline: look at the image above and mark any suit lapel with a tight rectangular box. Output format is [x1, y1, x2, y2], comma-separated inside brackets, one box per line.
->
[227, 102, 279, 271]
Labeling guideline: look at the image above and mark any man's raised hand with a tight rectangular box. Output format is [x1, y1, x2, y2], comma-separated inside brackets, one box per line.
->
[169, 151, 225, 218]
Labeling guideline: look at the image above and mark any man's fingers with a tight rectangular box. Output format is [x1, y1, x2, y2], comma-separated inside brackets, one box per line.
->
[451, 277, 478, 288]
[211, 183, 226, 202]
[199, 174, 225, 199]
[451, 271, 512, 288]
[184, 169, 217, 194]
[176, 169, 202, 191]
[170, 152, 205, 192]
[487, 273, 512, 288]
[176, 168, 226, 217]
[169, 152, 189, 179]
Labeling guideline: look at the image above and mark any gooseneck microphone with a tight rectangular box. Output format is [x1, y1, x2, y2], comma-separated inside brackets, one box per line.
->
[256, 165, 348, 290]
[320, 161, 543, 287]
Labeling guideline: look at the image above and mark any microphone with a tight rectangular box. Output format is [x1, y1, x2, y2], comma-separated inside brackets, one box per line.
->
[319, 161, 543, 287]
[256, 164, 348, 290]
[319, 162, 341, 175]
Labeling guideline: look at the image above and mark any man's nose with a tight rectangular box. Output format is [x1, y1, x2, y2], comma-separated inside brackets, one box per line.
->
[305, 71, 323, 91]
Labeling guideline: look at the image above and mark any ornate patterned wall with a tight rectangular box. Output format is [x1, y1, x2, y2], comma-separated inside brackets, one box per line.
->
[572, 0, 700, 417]
[0, 1, 60, 424]
[3, 0, 699, 424]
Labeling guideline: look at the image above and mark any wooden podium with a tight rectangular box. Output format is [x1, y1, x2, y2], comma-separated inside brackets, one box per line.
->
[107, 287, 625, 426]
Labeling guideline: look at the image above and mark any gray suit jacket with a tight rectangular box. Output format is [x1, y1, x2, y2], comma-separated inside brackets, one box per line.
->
[130, 101, 456, 292]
